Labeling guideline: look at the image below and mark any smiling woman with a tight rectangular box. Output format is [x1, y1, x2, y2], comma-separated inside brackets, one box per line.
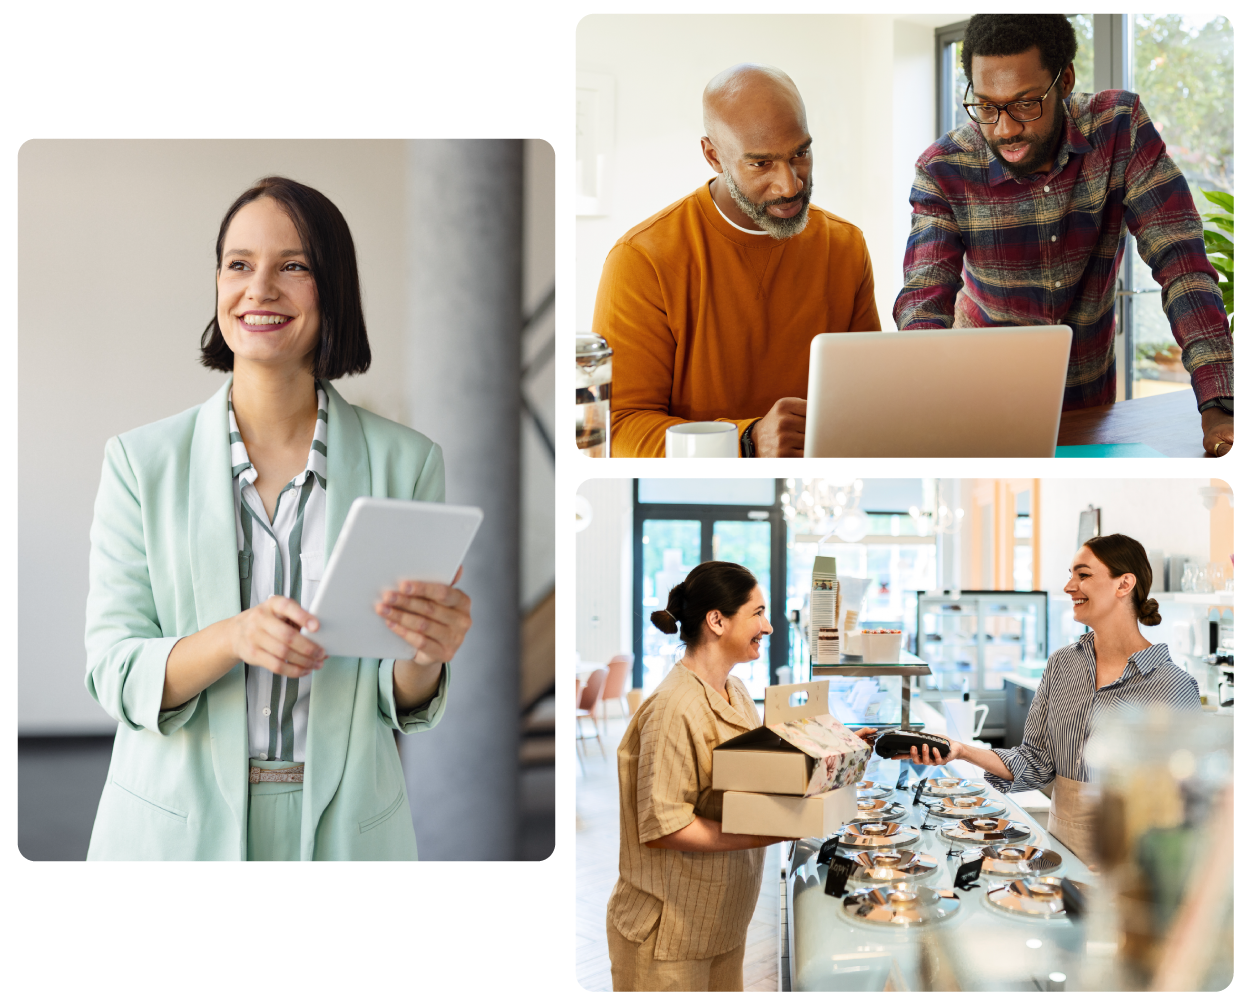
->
[608, 560, 784, 991]
[200, 177, 370, 379]
[83, 175, 473, 861]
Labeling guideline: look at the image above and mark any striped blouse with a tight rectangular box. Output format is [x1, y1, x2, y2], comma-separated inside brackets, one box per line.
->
[607, 663, 765, 962]
[987, 631, 1201, 793]
[230, 387, 328, 763]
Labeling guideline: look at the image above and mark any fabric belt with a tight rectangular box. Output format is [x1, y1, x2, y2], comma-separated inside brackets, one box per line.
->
[249, 763, 305, 784]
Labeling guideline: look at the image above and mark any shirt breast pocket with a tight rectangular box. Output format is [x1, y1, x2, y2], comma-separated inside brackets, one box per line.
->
[299, 549, 325, 609]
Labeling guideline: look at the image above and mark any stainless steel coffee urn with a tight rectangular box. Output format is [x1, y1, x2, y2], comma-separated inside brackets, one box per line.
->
[576, 332, 612, 457]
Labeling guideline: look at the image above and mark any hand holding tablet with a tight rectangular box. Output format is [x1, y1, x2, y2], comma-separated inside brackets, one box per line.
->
[375, 567, 473, 668]
[303, 497, 484, 660]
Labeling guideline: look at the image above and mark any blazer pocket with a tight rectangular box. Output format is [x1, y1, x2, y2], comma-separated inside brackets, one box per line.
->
[111, 775, 188, 825]
[358, 787, 405, 834]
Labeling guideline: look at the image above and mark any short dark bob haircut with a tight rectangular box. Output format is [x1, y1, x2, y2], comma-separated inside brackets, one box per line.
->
[200, 176, 371, 380]
[962, 14, 1079, 83]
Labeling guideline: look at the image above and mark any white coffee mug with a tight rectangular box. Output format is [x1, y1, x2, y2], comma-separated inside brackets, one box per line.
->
[942, 698, 988, 742]
[665, 421, 738, 458]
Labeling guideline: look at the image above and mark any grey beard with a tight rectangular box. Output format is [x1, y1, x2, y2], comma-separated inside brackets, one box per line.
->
[722, 168, 812, 239]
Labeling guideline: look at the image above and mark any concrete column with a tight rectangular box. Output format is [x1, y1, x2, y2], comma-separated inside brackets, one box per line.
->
[401, 140, 522, 860]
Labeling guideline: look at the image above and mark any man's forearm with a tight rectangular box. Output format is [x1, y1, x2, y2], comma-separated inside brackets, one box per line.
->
[394, 660, 444, 712]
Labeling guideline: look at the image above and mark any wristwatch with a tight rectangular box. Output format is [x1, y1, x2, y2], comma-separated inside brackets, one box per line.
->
[740, 420, 759, 458]
[1198, 397, 1234, 415]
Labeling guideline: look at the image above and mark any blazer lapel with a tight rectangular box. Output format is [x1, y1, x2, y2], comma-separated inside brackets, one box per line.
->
[301, 380, 368, 858]
[188, 377, 249, 857]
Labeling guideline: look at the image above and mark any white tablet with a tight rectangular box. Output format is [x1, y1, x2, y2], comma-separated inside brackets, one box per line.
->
[304, 497, 484, 659]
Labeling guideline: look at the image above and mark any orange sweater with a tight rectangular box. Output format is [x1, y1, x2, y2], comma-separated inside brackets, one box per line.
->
[591, 181, 880, 457]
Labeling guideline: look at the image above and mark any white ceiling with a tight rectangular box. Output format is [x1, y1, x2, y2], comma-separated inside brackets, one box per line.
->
[894, 13, 973, 29]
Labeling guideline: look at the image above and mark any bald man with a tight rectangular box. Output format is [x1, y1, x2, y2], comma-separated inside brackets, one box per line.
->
[591, 64, 880, 457]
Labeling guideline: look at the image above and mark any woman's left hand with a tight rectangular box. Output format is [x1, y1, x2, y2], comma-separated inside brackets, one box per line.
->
[375, 567, 473, 666]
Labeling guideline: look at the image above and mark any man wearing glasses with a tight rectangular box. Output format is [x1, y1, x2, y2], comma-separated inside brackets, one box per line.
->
[894, 14, 1233, 455]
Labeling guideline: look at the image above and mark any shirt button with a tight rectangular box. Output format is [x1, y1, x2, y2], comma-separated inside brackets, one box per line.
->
[262, 707, 271, 716]
[258, 753, 268, 760]
[1044, 185, 1051, 192]
[1055, 280, 1062, 287]
[1051, 235, 1057, 242]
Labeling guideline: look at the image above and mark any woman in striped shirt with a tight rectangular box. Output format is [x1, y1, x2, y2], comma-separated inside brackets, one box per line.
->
[900, 533, 1199, 864]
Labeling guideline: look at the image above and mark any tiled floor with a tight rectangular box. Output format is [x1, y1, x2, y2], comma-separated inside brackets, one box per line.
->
[576, 708, 779, 991]
[19, 735, 554, 861]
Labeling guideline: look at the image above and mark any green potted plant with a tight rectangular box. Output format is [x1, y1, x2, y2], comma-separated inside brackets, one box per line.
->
[1200, 189, 1233, 333]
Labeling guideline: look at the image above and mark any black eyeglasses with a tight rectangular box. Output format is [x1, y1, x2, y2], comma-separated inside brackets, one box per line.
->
[963, 67, 1064, 125]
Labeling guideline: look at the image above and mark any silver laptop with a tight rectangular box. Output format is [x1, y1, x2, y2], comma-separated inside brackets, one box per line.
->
[804, 326, 1072, 457]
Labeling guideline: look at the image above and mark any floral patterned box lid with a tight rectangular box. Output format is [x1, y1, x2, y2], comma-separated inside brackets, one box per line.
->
[715, 681, 872, 797]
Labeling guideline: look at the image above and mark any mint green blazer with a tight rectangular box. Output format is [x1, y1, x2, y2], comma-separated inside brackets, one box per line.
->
[84, 378, 448, 860]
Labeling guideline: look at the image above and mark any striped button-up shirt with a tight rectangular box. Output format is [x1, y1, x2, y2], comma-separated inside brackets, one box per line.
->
[607, 663, 765, 962]
[230, 387, 328, 763]
[987, 631, 1201, 793]
[894, 90, 1233, 410]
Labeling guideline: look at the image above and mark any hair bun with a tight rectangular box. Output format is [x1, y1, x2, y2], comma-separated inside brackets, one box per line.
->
[650, 609, 679, 634]
[1138, 597, 1162, 627]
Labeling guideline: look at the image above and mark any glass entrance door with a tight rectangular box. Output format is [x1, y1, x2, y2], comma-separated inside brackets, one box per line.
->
[633, 482, 786, 700]
[639, 519, 700, 695]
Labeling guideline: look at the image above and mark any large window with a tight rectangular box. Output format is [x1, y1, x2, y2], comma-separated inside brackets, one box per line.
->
[934, 15, 1233, 401]
[1125, 15, 1233, 397]
[786, 513, 937, 662]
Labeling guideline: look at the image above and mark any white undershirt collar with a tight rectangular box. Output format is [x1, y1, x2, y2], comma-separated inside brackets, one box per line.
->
[708, 179, 770, 235]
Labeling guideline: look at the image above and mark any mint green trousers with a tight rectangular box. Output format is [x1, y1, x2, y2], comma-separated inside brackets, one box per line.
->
[246, 758, 303, 862]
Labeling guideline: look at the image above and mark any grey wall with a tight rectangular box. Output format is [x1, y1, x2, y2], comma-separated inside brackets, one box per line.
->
[18, 140, 410, 733]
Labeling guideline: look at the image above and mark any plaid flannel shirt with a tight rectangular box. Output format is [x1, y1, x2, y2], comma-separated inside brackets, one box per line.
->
[894, 90, 1232, 410]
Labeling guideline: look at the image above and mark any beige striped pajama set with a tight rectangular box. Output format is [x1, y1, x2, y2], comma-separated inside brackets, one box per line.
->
[607, 663, 765, 991]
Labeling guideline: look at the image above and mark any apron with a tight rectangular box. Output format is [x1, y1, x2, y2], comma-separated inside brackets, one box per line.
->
[1047, 774, 1099, 867]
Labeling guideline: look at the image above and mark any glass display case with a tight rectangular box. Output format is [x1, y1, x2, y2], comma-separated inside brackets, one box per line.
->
[788, 604, 932, 729]
[914, 590, 1048, 737]
[811, 653, 931, 729]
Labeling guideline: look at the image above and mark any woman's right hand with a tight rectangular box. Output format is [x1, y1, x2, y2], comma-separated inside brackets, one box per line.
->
[230, 596, 327, 678]
[906, 739, 963, 767]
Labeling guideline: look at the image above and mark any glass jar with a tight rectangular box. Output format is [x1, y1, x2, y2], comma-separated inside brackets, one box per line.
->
[575, 332, 612, 457]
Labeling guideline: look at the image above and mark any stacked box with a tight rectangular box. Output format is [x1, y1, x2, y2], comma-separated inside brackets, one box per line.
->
[809, 556, 840, 663]
[713, 681, 871, 838]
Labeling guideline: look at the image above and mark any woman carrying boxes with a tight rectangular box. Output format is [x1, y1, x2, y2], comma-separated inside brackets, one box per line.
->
[606, 561, 788, 991]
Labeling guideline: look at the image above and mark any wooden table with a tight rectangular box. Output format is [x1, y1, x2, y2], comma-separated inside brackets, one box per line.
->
[1057, 390, 1219, 458]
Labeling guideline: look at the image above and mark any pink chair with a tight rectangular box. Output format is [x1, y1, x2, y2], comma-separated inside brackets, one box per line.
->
[576, 668, 608, 759]
[599, 654, 634, 729]
[572, 680, 582, 765]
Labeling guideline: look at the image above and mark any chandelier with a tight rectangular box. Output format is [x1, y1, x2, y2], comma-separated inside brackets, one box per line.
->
[781, 478, 964, 542]
[780, 478, 870, 542]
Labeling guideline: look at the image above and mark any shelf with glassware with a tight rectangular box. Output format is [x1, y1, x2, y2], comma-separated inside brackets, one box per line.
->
[913, 590, 1048, 738]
